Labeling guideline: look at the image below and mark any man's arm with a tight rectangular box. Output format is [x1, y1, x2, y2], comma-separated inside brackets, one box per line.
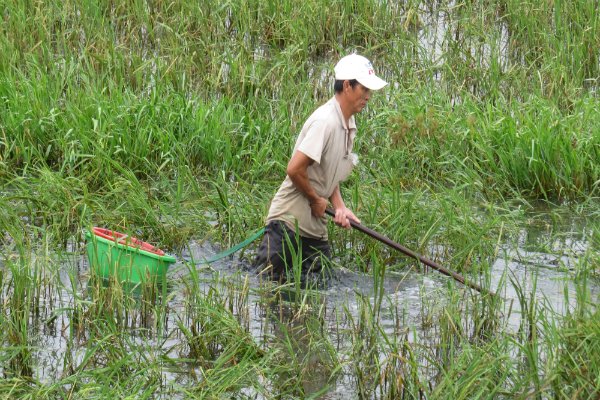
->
[286, 150, 329, 217]
[329, 185, 360, 229]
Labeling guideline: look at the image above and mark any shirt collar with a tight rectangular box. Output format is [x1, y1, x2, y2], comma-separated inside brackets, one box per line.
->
[330, 96, 357, 131]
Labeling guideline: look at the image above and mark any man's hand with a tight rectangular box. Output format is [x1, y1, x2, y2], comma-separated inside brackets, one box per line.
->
[287, 150, 328, 218]
[310, 197, 329, 218]
[334, 207, 360, 229]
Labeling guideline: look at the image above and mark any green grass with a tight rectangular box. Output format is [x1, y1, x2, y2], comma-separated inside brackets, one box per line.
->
[1, 0, 599, 398]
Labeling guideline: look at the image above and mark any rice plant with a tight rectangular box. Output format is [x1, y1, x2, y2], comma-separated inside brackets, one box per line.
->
[1, 0, 599, 398]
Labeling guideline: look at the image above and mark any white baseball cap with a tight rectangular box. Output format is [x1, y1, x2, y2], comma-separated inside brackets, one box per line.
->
[334, 54, 388, 90]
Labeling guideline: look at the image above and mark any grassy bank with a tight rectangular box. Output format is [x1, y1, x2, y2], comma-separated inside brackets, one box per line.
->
[2, 0, 599, 200]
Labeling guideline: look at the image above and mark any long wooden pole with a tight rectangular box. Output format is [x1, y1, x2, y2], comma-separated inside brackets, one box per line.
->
[325, 209, 494, 296]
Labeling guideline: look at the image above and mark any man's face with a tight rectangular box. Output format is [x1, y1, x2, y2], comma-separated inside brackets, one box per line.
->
[346, 82, 371, 115]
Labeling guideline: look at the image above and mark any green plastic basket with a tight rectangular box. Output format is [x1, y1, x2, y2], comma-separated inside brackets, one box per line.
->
[85, 228, 176, 284]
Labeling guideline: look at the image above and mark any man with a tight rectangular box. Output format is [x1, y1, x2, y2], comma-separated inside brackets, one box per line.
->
[252, 53, 388, 283]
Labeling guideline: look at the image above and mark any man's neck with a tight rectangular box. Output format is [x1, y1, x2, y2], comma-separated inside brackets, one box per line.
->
[335, 93, 353, 125]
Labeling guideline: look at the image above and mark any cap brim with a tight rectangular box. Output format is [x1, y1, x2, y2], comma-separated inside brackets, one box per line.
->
[357, 75, 388, 90]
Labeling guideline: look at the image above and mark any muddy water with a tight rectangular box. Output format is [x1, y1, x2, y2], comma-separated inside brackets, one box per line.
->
[4, 209, 598, 398]
[178, 210, 599, 397]
[490, 211, 598, 330]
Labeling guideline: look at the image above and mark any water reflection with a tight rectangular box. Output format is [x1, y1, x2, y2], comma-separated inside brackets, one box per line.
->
[3, 208, 597, 398]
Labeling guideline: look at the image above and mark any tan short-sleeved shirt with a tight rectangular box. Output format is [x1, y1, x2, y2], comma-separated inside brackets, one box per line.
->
[266, 96, 357, 240]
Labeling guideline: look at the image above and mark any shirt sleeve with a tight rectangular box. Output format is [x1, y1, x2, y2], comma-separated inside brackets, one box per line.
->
[296, 119, 328, 165]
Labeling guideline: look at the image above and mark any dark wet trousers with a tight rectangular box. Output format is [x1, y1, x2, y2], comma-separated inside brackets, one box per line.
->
[251, 220, 331, 285]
